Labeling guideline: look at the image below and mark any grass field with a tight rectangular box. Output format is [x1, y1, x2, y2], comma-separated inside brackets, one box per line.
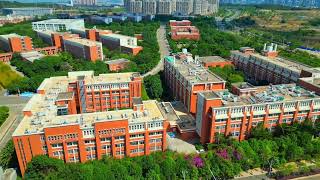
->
[0, 62, 22, 89]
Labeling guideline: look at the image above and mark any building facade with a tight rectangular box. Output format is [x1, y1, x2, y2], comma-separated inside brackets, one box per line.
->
[0, 34, 33, 53]
[63, 38, 104, 61]
[100, 34, 143, 55]
[13, 71, 168, 175]
[74, 0, 97, 6]
[164, 52, 226, 115]
[32, 19, 85, 32]
[71, 28, 112, 42]
[124, 0, 219, 15]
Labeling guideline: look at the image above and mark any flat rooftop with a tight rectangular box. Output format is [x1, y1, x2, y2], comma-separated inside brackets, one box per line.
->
[198, 56, 230, 63]
[158, 101, 195, 132]
[232, 50, 311, 74]
[213, 84, 319, 107]
[20, 51, 45, 63]
[33, 19, 84, 24]
[101, 33, 135, 39]
[14, 100, 164, 137]
[65, 38, 102, 47]
[12, 71, 162, 137]
[105, 58, 130, 65]
[0, 33, 22, 40]
[165, 53, 226, 85]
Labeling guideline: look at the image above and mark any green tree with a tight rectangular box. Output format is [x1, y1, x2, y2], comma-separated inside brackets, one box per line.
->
[144, 74, 163, 99]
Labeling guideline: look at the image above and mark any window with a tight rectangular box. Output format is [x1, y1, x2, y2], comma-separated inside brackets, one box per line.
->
[51, 143, 63, 148]
[215, 125, 226, 130]
[115, 143, 125, 148]
[130, 140, 144, 145]
[115, 136, 125, 140]
[100, 137, 111, 142]
[102, 145, 111, 150]
[230, 131, 240, 137]
[131, 149, 144, 153]
[66, 141, 78, 147]
[149, 131, 162, 136]
[68, 149, 79, 154]
[83, 129, 95, 136]
[231, 124, 241, 128]
[149, 139, 161, 143]
[215, 118, 227, 122]
[84, 140, 95, 144]
[130, 134, 144, 139]
[85, 146, 96, 151]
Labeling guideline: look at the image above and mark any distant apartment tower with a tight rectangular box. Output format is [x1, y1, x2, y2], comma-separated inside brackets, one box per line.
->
[142, 0, 157, 15]
[100, 34, 143, 55]
[32, 19, 85, 31]
[157, 0, 175, 15]
[63, 38, 103, 61]
[175, 0, 194, 15]
[0, 34, 33, 53]
[74, 0, 97, 6]
[128, 0, 143, 13]
[2, 8, 53, 17]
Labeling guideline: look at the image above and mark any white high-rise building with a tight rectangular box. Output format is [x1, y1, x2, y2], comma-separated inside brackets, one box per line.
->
[157, 0, 175, 15]
[143, 0, 157, 15]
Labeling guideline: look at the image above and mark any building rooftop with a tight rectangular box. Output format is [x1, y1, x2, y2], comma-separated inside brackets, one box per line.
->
[232, 50, 312, 74]
[101, 33, 135, 39]
[56, 92, 74, 101]
[20, 51, 45, 63]
[165, 53, 226, 85]
[12, 71, 161, 137]
[0, 33, 22, 40]
[212, 84, 319, 108]
[33, 19, 84, 24]
[158, 102, 195, 132]
[105, 58, 130, 65]
[197, 56, 230, 64]
[65, 38, 102, 47]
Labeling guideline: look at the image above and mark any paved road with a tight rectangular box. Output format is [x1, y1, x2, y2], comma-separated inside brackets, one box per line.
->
[0, 91, 28, 150]
[143, 24, 170, 77]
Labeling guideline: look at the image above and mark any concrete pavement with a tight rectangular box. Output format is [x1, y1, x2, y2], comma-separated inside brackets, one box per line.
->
[0, 91, 28, 150]
[143, 24, 170, 77]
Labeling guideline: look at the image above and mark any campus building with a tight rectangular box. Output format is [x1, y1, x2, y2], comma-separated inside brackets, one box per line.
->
[32, 19, 85, 31]
[169, 20, 200, 41]
[0, 33, 33, 53]
[63, 38, 104, 61]
[74, 0, 97, 6]
[2, 8, 53, 17]
[71, 28, 112, 42]
[195, 83, 320, 144]
[100, 34, 143, 55]
[230, 44, 316, 84]
[13, 71, 168, 175]
[37, 31, 80, 49]
[164, 51, 227, 115]
[106, 58, 131, 71]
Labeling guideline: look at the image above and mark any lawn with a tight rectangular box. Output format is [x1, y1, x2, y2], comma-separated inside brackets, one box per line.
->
[0, 62, 22, 90]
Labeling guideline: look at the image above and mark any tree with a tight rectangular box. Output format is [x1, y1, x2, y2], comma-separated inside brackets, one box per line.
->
[25, 155, 64, 179]
[144, 74, 163, 99]
[250, 123, 272, 139]
[0, 140, 18, 170]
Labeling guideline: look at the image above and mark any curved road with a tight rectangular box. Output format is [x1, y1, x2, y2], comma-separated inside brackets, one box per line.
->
[143, 24, 170, 77]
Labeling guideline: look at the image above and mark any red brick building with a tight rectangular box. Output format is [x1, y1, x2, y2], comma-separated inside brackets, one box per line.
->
[106, 58, 130, 71]
[0, 52, 13, 62]
[0, 33, 33, 53]
[13, 71, 168, 176]
[63, 38, 104, 61]
[196, 56, 233, 68]
[170, 26, 200, 41]
[71, 28, 112, 41]
[37, 31, 80, 49]
[164, 52, 226, 116]
[169, 20, 192, 27]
